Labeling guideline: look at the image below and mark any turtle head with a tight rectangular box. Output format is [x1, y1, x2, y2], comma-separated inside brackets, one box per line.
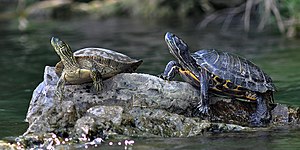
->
[51, 37, 79, 69]
[165, 32, 191, 63]
[51, 37, 72, 58]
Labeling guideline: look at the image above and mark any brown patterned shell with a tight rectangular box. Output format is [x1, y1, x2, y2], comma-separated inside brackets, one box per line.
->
[191, 49, 275, 93]
[55, 48, 142, 78]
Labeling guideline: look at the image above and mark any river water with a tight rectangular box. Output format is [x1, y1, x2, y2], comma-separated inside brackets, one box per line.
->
[1, 17, 300, 149]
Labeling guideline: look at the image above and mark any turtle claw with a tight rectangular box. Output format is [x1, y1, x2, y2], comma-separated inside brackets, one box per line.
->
[92, 80, 104, 93]
[158, 74, 171, 81]
[55, 91, 64, 101]
[250, 113, 264, 127]
[249, 112, 270, 127]
[196, 104, 210, 117]
[90, 67, 104, 93]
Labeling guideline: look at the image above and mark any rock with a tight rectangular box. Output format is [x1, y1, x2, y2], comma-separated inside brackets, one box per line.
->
[24, 66, 204, 136]
[86, 106, 124, 126]
[271, 104, 289, 124]
[0, 140, 17, 150]
[25, 66, 252, 137]
[12, 66, 299, 148]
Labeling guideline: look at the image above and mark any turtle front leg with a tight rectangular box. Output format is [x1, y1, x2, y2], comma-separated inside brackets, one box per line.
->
[159, 60, 180, 80]
[250, 93, 270, 126]
[197, 69, 210, 116]
[56, 72, 66, 100]
[90, 68, 104, 92]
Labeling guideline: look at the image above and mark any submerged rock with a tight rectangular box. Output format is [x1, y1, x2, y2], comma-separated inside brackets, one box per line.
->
[4, 66, 298, 149]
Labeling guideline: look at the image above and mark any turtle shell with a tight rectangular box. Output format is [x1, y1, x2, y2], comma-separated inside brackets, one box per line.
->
[190, 49, 275, 93]
[55, 48, 142, 78]
[74, 48, 138, 62]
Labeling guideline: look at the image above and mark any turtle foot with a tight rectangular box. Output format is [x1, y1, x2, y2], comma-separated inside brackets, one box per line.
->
[250, 113, 263, 127]
[195, 105, 210, 117]
[158, 74, 171, 81]
[93, 82, 103, 93]
[249, 113, 270, 127]
[55, 91, 64, 101]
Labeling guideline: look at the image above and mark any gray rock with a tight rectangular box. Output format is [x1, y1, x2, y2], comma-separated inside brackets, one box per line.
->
[24, 66, 203, 137]
[23, 66, 300, 144]
[87, 106, 124, 126]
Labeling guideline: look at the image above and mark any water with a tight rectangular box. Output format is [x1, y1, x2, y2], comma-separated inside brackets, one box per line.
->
[0, 17, 300, 149]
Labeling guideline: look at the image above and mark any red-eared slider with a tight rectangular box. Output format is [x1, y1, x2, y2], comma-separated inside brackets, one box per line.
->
[160, 32, 275, 126]
[51, 37, 143, 98]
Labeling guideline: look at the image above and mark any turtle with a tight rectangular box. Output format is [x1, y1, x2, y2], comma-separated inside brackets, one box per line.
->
[160, 32, 276, 126]
[50, 37, 143, 98]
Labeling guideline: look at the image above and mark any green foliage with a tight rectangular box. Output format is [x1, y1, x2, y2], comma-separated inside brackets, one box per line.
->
[284, 0, 300, 16]
[17, 0, 300, 37]
[280, 0, 300, 20]
[95, 0, 204, 19]
[280, 0, 300, 37]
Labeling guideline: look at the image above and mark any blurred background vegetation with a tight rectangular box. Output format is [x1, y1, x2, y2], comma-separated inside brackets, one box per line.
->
[0, 0, 299, 38]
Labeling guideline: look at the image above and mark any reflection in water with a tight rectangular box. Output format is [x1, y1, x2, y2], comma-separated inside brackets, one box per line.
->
[132, 129, 300, 150]
[0, 17, 300, 149]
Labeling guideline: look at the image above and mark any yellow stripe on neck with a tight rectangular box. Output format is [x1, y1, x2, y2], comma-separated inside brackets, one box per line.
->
[178, 68, 200, 82]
